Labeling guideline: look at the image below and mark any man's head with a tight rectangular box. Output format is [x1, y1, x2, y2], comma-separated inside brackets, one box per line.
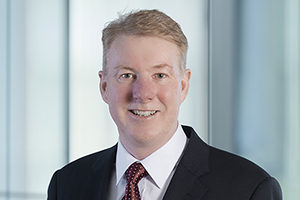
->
[102, 9, 188, 75]
[99, 10, 191, 159]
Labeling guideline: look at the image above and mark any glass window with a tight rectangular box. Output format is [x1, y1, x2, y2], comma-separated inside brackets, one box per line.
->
[210, 0, 300, 199]
[0, 0, 67, 198]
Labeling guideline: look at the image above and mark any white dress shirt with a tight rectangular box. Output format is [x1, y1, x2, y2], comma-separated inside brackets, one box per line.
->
[107, 124, 187, 200]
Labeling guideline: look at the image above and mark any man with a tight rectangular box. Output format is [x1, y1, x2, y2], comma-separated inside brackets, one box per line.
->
[48, 10, 282, 200]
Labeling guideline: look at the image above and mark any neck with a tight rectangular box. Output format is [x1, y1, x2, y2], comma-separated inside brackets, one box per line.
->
[119, 124, 178, 160]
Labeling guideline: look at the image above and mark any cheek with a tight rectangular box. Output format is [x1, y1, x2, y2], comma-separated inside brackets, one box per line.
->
[107, 84, 131, 104]
[158, 83, 182, 105]
[108, 87, 128, 120]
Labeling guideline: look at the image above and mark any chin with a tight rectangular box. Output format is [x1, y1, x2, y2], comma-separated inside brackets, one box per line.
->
[128, 125, 160, 138]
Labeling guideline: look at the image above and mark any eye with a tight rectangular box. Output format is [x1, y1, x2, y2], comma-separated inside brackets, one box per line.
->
[155, 73, 167, 79]
[120, 73, 134, 79]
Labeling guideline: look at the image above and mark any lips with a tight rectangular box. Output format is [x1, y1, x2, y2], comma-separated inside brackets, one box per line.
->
[129, 110, 158, 117]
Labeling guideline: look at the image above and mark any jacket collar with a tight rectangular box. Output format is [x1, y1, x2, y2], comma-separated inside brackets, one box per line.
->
[86, 145, 117, 200]
[163, 125, 210, 200]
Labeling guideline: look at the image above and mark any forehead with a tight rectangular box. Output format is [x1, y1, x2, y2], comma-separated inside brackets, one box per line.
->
[105, 35, 182, 72]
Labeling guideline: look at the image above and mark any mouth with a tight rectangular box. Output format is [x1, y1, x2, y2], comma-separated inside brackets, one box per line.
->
[129, 110, 158, 117]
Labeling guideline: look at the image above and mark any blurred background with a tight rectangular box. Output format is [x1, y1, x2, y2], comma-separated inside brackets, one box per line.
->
[0, 0, 299, 199]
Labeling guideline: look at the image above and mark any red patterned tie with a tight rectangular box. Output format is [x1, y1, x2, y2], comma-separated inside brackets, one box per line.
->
[122, 162, 148, 200]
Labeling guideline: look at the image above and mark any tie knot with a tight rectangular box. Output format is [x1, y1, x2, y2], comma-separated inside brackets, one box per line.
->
[125, 162, 147, 185]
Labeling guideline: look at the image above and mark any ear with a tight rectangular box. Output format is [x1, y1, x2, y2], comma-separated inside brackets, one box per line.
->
[99, 70, 109, 103]
[180, 69, 191, 103]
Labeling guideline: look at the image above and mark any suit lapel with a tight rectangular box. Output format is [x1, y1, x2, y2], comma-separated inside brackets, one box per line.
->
[163, 126, 210, 200]
[82, 145, 117, 200]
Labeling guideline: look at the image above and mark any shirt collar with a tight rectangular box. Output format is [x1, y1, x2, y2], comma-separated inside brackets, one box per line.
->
[115, 124, 187, 189]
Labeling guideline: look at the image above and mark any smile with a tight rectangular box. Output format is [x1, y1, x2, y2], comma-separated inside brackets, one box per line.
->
[129, 110, 158, 117]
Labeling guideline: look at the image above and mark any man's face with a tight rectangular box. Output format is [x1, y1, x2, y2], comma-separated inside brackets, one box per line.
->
[99, 35, 190, 154]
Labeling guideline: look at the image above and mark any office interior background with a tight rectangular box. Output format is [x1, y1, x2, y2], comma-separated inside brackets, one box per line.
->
[0, 0, 299, 199]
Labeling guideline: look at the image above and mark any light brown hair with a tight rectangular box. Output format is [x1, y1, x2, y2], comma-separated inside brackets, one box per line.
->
[102, 9, 188, 74]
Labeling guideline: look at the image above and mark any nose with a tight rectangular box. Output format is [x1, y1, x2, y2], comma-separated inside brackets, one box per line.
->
[132, 77, 156, 102]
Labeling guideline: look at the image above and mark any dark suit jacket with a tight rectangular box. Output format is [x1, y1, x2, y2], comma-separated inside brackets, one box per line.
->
[48, 125, 282, 200]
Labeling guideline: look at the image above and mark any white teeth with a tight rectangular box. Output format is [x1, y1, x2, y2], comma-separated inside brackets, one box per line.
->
[131, 110, 157, 117]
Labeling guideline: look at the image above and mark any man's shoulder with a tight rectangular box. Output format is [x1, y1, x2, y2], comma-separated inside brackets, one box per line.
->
[204, 146, 281, 198]
[181, 125, 282, 198]
[182, 125, 270, 178]
[182, 125, 273, 186]
[48, 145, 117, 198]
[208, 145, 270, 179]
[58, 145, 117, 176]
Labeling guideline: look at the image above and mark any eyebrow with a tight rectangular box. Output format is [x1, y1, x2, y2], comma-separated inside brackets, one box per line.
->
[152, 63, 173, 70]
[113, 63, 174, 75]
[114, 65, 135, 71]
[114, 64, 173, 70]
